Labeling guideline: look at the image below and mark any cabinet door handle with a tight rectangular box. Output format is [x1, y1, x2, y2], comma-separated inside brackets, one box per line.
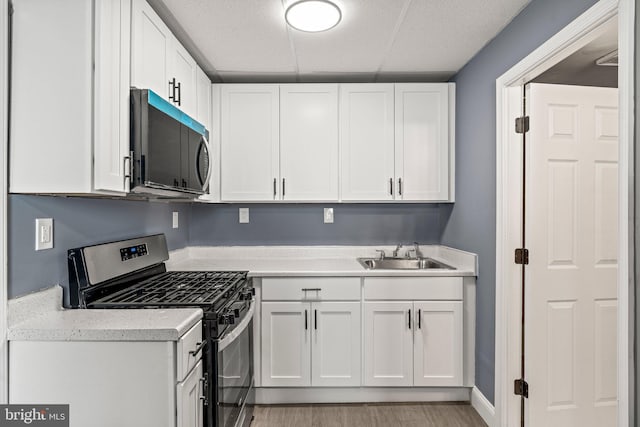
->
[398, 178, 403, 196]
[408, 308, 411, 329]
[304, 309, 308, 330]
[173, 178, 179, 187]
[168, 78, 176, 102]
[389, 178, 393, 196]
[418, 309, 421, 329]
[181, 178, 187, 188]
[176, 81, 181, 106]
[273, 178, 277, 198]
[314, 309, 317, 330]
[282, 178, 286, 197]
[189, 341, 206, 357]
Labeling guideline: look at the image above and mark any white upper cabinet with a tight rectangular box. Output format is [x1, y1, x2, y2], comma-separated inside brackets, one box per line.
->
[395, 83, 453, 201]
[220, 85, 280, 202]
[340, 84, 395, 201]
[196, 68, 212, 132]
[171, 42, 198, 117]
[131, 0, 202, 119]
[217, 82, 454, 203]
[131, 0, 170, 98]
[280, 84, 339, 201]
[10, 0, 131, 195]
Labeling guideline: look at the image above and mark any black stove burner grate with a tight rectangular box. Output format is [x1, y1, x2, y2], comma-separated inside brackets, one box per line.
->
[89, 271, 248, 308]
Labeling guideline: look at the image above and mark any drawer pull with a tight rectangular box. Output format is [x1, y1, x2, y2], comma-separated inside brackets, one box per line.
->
[301, 288, 322, 292]
[189, 341, 206, 357]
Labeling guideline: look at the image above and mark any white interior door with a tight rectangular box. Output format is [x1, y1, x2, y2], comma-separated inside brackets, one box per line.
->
[526, 83, 618, 427]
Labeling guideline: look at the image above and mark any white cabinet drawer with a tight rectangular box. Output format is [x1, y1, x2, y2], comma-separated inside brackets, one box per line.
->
[364, 277, 462, 300]
[176, 321, 203, 382]
[262, 278, 360, 301]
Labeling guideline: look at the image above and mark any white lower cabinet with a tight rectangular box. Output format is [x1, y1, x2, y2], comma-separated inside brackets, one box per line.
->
[9, 321, 204, 427]
[363, 300, 463, 387]
[177, 360, 204, 427]
[261, 301, 360, 387]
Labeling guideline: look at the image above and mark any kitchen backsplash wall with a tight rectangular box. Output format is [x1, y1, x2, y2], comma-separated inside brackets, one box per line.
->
[443, 0, 599, 405]
[189, 203, 449, 246]
[9, 195, 191, 305]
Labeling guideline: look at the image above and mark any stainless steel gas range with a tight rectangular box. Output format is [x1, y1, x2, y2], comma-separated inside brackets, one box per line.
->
[68, 234, 254, 427]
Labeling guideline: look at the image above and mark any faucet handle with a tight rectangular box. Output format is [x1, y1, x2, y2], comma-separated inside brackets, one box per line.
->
[375, 249, 386, 260]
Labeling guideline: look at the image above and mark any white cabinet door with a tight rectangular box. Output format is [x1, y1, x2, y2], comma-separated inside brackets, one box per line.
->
[172, 42, 198, 117]
[363, 301, 413, 386]
[395, 83, 451, 201]
[93, 0, 131, 193]
[261, 302, 311, 387]
[131, 0, 171, 98]
[311, 302, 361, 387]
[196, 68, 211, 132]
[177, 360, 204, 427]
[220, 85, 280, 201]
[413, 301, 463, 386]
[340, 84, 395, 201]
[280, 84, 339, 201]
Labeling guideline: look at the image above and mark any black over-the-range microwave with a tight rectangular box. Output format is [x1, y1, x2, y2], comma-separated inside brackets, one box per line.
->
[130, 88, 211, 198]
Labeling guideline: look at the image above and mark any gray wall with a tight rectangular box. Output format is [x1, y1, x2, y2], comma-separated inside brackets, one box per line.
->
[8, 195, 191, 306]
[441, 0, 599, 404]
[190, 203, 449, 246]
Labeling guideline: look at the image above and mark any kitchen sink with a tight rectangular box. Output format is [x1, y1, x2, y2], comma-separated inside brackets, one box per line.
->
[357, 257, 455, 270]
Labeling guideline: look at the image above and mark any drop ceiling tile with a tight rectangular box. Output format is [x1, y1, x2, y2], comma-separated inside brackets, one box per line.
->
[380, 0, 530, 72]
[286, 0, 412, 73]
[158, 0, 296, 74]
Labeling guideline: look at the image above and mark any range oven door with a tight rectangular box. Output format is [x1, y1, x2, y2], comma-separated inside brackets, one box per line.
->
[213, 302, 255, 427]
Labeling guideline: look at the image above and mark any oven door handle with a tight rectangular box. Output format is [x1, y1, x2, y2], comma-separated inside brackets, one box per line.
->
[217, 300, 255, 352]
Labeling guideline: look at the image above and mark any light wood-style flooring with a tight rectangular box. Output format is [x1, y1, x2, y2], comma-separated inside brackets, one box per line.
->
[252, 402, 488, 427]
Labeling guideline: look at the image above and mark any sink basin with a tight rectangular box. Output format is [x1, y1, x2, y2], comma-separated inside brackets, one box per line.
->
[357, 257, 455, 270]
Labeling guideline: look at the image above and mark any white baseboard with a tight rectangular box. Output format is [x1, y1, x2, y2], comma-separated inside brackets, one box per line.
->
[471, 386, 495, 427]
[255, 387, 472, 405]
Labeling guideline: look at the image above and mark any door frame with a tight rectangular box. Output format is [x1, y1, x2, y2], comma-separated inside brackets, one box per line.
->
[1, 0, 8, 405]
[495, 0, 635, 426]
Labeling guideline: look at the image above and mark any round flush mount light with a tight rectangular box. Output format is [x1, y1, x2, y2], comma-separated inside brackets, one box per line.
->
[285, 0, 342, 33]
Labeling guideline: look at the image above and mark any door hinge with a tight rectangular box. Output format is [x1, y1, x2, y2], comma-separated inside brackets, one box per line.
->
[515, 248, 529, 265]
[515, 116, 530, 134]
[514, 378, 529, 398]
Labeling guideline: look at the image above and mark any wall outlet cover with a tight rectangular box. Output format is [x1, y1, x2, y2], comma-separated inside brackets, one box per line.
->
[35, 218, 53, 251]
[172, 212, 179, 229]
[324, 208, 334, 224]
[239, 208, 250, 224]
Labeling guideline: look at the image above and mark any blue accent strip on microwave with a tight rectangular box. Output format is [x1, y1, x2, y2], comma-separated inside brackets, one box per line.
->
[147, 90, 208, 136]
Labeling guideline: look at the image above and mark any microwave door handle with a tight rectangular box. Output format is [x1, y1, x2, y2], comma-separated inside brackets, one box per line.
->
[197, 135, 212, 192]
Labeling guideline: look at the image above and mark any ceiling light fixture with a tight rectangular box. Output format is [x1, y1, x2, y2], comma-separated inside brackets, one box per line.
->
[285, 0, 342, 33]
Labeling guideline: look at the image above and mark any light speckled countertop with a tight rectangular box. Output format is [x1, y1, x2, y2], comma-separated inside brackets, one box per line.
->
[166, 245, 478, 277]
[8, 286, 202, 342]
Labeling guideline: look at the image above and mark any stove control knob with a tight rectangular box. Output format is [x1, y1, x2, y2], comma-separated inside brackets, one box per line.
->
[233, 308, 241, 318]
[226, 314, 236, 325]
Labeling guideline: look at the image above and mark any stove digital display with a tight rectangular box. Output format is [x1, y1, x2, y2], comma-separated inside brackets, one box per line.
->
[120, 244, 148, 261]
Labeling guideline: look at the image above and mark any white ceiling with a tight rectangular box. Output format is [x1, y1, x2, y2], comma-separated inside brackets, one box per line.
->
[150, 0, 532, 83]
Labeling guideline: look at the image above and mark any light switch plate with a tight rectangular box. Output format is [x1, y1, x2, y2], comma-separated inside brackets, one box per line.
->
[35, 218, 53, 251]
[324, 208, 334, 224]
[172, 212, 179, 229]
[239, 208, 250, 224]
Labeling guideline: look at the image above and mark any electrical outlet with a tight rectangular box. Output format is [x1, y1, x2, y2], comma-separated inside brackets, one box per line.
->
[172, 212, 179, 229]
[324, 208, 334, 224]
[35, 218, 53, 251]
[239, 208, 250, 224]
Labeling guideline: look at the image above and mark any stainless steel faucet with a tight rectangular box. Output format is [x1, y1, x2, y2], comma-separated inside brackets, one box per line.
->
[375, 249, 386, 260]
[392, 244, 403, 258]
[413, 242, 423, 258]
